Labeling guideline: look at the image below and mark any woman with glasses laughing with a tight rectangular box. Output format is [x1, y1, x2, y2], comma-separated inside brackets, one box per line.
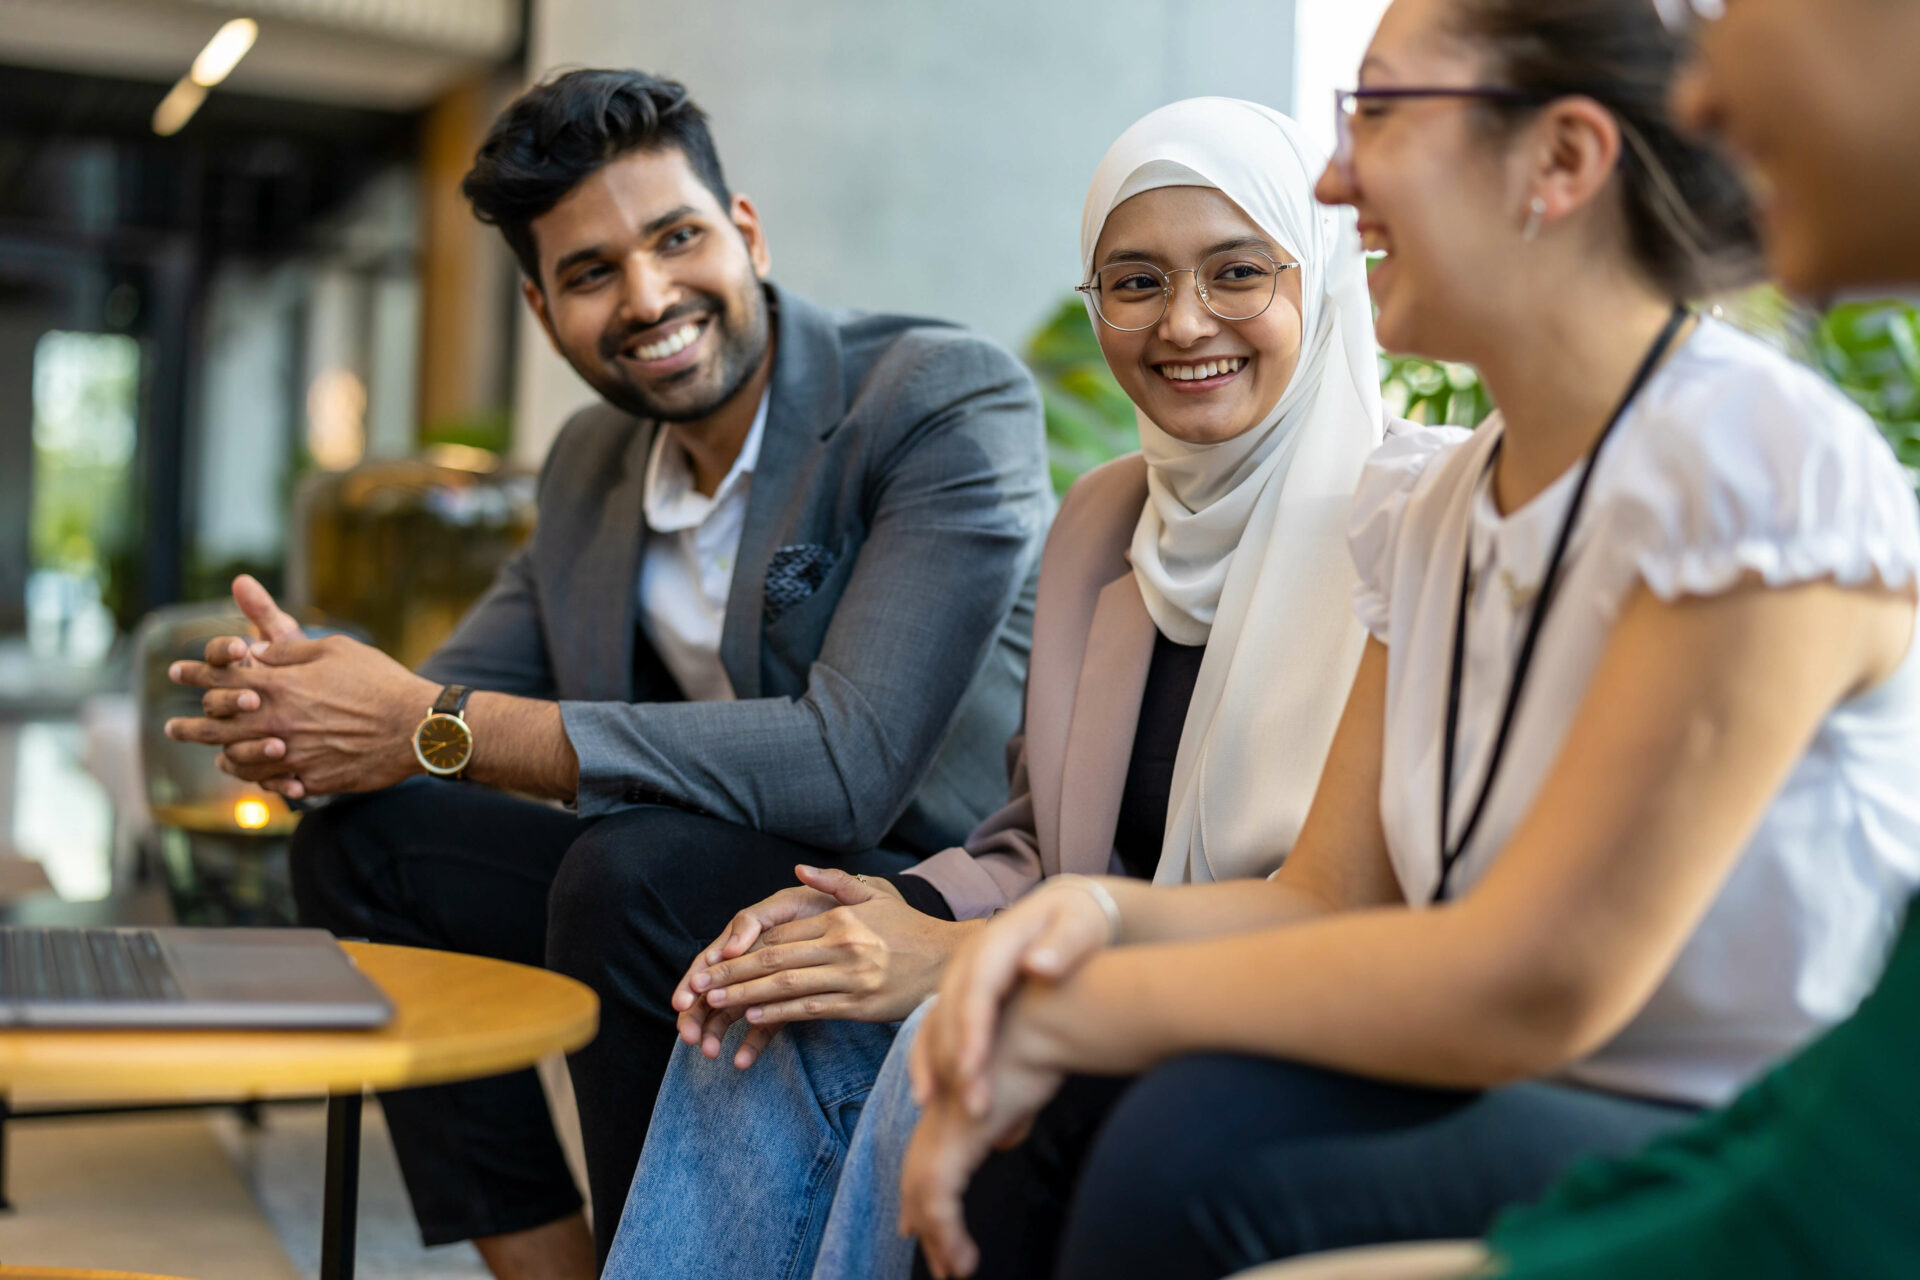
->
[1279, 2, 1920, 1277]
[898, 1, 1920, 1277]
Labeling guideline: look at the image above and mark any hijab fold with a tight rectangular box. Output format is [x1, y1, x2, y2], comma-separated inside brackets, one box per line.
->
[1081, 97, 1383, 885]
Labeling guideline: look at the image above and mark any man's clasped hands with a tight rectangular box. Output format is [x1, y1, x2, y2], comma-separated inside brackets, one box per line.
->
[162, 574, 449, 801]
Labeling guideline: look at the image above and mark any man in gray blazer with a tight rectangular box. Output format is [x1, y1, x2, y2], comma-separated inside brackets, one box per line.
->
[165, 68, 1049, 1276]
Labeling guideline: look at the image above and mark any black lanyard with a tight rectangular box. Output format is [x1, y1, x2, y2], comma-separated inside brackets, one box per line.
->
[1433, 305, 1690, 904]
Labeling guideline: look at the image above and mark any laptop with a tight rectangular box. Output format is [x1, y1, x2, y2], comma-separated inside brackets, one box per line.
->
[0, 926, 394, 1028]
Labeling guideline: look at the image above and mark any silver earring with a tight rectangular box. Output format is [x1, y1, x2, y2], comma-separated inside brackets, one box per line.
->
[1522, 197, 1548, 243]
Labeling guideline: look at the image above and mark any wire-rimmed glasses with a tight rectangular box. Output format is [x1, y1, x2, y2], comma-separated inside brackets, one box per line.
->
[1650, 0, 1726, 37]
[1076, 249, 1298, 332]
[1333, 86, 1550, 182]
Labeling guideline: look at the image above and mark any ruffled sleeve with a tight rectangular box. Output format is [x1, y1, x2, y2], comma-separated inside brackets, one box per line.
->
[1347, 421, 1474, 640]
[1599, 335, 1920, 604]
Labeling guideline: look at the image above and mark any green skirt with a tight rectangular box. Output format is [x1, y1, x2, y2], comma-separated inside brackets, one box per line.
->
[1487, 900, 1920, 1279]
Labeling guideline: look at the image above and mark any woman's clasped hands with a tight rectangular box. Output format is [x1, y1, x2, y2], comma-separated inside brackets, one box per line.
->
[670, 864, 977, 1070]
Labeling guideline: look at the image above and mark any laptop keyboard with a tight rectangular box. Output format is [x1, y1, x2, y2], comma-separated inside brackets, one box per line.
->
[0, 927, 185, 1003]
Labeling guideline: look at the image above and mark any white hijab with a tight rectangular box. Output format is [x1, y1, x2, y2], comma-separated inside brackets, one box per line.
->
[1080, 97, 1383, 885]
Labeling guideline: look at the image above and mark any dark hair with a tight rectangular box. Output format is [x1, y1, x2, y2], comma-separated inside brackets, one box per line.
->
[1450, 0, 1762, 299]
[462, 68, 732, 284]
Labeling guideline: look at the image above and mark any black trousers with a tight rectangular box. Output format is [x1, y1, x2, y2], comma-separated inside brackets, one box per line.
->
[922, 1056, 1693, 1280]
[288, 779, 915, 1261]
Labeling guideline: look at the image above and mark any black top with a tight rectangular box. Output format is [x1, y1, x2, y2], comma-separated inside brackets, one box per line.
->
[892, 629, 1207, 917]
[891, 870, 958, 921]
[1113, 631, 1208, 881]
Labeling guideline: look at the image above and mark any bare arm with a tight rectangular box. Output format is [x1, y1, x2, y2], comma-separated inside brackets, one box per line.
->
[462, 693, 578, 801]
[1017, 579, 1913, 1088]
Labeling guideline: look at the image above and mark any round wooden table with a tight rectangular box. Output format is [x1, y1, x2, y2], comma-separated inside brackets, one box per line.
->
[0, 943, 597, 1280]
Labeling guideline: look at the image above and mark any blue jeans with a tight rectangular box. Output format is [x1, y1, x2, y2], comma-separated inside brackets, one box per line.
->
[605, 1004, 931, 1280]
[813, 1009, 926, 1280]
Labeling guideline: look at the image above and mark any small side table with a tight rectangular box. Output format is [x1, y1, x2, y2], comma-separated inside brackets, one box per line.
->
[0, 943, 597, 1280]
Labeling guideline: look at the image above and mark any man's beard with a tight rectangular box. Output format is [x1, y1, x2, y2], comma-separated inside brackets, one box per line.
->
[586, 286, 771, 424]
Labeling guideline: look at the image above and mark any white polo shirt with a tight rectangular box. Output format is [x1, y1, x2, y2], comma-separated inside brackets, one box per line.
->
[636, 390, 770, 702]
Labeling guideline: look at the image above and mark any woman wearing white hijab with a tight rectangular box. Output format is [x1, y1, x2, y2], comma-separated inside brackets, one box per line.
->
[599, 97, 1382, 1280]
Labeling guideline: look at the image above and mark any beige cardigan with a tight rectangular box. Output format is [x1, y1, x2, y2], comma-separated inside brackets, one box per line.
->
[905, 453, 1161, 919]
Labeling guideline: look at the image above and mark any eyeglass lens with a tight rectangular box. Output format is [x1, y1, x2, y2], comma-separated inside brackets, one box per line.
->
[1089, 251, 1283, 331]
[1334, 90, 1354, 174]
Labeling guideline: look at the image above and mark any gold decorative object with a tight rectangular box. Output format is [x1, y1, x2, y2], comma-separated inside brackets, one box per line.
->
[288, 451, 536, 671]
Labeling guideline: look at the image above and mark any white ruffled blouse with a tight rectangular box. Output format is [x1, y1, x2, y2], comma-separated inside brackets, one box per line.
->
[1349, 319, 1920, 1107]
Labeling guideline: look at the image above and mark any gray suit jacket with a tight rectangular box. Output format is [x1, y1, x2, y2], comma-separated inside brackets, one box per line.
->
[420, 284, 1053, 855]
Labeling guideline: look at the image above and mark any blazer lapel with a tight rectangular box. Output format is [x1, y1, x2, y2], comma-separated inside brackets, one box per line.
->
[720, 284, 847, 699]
[1055, 574, 1156, 877]
[1021, 454, 1151, 875]
[574, 419, 656, 703]
[1022, 563, 1080, 874]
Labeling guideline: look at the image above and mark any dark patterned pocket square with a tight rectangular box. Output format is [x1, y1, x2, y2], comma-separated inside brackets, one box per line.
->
[764, 543, 839, 620]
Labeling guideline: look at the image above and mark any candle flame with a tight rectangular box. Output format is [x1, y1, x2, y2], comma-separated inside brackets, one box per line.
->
[234, 798, 272, 830]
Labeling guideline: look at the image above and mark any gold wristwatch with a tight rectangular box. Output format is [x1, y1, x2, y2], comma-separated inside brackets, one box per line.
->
[412, 684, 475, 778]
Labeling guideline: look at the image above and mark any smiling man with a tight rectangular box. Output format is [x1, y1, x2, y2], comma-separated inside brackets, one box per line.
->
[164, 69, 1050, 1278]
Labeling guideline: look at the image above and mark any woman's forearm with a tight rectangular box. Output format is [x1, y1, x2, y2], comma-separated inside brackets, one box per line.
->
[1014, 588, 1910, 1091]
[1028, 903, 1581, 1088]
[1102, 874, 1340, 946]
[917, 916, 990, 990]
[864, 913, 991, 1022]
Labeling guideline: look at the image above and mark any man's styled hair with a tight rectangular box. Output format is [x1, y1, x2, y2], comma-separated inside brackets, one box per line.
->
[461, 68, 732, 284]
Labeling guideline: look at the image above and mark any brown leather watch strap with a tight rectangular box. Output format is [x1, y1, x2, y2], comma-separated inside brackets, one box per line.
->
[431, 684, 473, 717]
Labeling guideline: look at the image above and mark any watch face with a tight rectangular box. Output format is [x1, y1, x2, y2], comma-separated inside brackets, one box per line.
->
[415, 713, 473, 775]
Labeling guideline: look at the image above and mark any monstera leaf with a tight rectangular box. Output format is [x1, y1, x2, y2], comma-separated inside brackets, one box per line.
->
[1024, 299, 1138, 495]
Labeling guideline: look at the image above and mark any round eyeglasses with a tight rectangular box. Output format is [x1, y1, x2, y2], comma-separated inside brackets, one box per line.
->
[1076, 249, 1298, 332]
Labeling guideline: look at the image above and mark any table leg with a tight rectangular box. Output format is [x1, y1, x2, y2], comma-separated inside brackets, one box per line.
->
[0, 1092, 11, 1212]
[321, 1091, 363, 1280]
